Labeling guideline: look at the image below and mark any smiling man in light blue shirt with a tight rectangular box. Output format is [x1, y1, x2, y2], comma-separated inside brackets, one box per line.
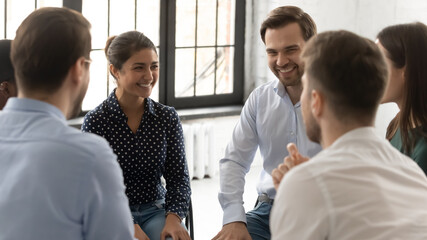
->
[0, 7, 135, 240]
[214, 6, 322, 240]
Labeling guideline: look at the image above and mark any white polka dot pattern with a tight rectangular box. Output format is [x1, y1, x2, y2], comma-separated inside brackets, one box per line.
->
[81, 90, 191, 218]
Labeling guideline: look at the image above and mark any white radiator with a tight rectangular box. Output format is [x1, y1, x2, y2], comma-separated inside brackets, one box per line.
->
[182, 122, 217, 179]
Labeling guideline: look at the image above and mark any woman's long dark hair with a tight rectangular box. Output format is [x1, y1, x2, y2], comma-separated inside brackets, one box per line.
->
[377, 22, 427, 154]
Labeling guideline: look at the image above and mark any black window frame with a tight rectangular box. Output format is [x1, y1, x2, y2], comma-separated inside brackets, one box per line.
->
[159, 0, 245, 109]
[7, 0, 244, 110]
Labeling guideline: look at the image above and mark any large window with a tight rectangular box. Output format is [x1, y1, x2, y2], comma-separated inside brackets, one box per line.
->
[0, 0, 62, 39]
[0, 0, 244, 111]
[82, 0, 244, 110]
[163, 0, 245, 109]
[81, 0, 161, 111]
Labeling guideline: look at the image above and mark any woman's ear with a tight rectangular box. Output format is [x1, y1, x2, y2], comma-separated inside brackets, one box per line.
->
[109, 64, 119, 80]
[401, 65, 406, 80]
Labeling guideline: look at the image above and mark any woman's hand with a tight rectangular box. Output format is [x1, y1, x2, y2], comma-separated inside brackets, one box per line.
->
[161, 213, 191, 240]
[134, 224, 150, 240]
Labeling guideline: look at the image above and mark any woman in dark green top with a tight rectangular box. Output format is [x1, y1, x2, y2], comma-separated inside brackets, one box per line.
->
[376, 23, 427, 175]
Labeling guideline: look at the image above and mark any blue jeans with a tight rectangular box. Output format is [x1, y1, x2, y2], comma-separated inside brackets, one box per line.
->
[246, 201, 272, 240]
[130, 199, 187, 240]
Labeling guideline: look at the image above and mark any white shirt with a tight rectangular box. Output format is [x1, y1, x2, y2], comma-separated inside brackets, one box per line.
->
[218, 80, 321, 224]
[271, 127, 427, 240]
[0, 98, 135, 240]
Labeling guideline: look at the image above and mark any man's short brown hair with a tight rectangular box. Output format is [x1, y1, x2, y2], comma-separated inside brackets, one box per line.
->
[11, 7, 91, 94]
[301, 31, 388, 121]
[260, 6, 317, 43]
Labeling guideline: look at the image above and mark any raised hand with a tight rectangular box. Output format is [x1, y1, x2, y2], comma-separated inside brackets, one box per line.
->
[272, 143, 309, 190]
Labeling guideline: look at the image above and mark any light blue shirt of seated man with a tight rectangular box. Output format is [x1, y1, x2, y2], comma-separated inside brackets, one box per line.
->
[219, 79, 322, 225]
[0, 98, 135, 240]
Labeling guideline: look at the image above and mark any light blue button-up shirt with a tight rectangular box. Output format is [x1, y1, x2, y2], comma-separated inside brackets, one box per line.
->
[218, 80, 322, 225]
[0, 98, 135, 240]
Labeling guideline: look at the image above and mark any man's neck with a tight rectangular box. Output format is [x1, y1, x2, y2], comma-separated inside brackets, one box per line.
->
[285, 85, 303, 105]
[18, 90, 69, 117]
[320, 116, 374, 149]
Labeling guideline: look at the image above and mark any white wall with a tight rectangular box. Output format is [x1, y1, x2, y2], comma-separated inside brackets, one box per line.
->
[244, 0, 427, 137]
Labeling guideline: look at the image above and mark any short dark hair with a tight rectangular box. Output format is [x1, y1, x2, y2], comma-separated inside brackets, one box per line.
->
[105, 31, 156, 79]
[11, 7, 91, 93]
[260, 6, 317, 43]
[378, 22, 427, 153]
[0, 39, 14, 83]
[301, 30, 388, 121]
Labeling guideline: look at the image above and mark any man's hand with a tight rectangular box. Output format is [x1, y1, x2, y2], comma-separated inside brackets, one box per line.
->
[160, 213, 191, 240]
[272, 143, 309, 190]
[134, 224, 150, 240]
[212, 222, 252, 240]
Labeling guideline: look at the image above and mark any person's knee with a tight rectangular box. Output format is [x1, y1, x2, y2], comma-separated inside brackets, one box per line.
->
[141, 213, 166, 240]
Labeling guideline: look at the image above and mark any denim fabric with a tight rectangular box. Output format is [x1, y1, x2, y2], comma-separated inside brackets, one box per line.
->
[246, 201, 272, 240]
[131, 199, 187, 240]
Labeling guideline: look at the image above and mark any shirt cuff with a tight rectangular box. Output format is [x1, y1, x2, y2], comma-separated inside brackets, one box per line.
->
[222, 202, 247, 225]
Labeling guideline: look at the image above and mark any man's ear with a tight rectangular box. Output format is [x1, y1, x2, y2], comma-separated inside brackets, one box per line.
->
[311, 89, 324, 118]
[70, 57, 87, 86]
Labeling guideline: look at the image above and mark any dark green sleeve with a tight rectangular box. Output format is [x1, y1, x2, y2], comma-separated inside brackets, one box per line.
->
[412, 137, 427, 176]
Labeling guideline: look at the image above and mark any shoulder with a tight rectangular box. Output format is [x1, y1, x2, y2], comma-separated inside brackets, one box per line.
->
[246, 80, 280, 107]
[412, 136, 427, 170]
[56, 131, 124, 202]
[414, 136, 427, 153]
[151, 99, 177, 113]
[150, 99, 180, 120]
[243, 80, 277, 109]
[84, 100, 109, 121]
[65, 128, 115, 158]
[250, 80, 277, 96]
[81, 100, 111, 132]
[32, 124, 117, 172]
[413, 130, 427, 155]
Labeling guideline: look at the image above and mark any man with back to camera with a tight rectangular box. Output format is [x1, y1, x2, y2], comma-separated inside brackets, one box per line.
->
[0, 39, 17, 110]
[0, 7, 135, 239]
[270, 30, 427, 239]
[213, 6, 321, 240]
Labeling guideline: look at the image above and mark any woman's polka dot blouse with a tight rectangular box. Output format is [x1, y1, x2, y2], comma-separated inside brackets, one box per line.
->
[81, 89, 191, 219]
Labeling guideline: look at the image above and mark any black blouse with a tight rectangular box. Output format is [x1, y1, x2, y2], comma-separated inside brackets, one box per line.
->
[81, 89, 191, 218]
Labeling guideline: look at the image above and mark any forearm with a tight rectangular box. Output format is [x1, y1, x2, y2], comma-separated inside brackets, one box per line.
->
[218, 158, 250, 224]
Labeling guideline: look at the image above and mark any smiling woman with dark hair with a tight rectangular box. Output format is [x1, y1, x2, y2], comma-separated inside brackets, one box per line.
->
[82, 31, 191, 240]
[377, 22, 427, 175]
